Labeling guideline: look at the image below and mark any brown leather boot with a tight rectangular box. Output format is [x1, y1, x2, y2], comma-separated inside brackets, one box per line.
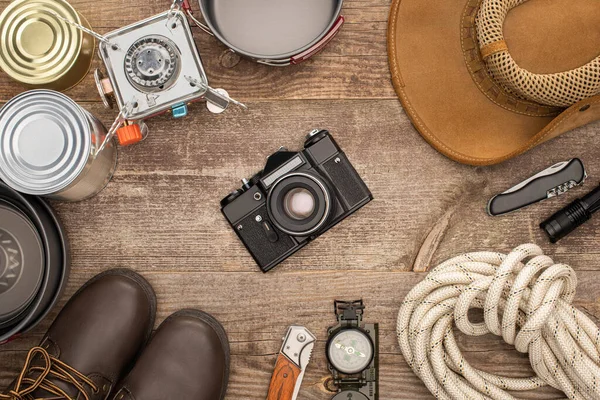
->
[1, 269, 156, 400]
[112, 309, 230, 400]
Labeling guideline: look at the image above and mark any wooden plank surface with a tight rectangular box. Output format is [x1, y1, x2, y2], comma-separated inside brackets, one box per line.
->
[0, 0, 599, 399]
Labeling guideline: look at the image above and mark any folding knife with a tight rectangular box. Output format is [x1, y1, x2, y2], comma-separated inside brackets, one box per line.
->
[487, 158, 587, 216]
[266, 326, 316, 400]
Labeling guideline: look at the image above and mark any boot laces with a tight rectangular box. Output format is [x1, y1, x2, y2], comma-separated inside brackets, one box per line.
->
[0, 346, 99, 400]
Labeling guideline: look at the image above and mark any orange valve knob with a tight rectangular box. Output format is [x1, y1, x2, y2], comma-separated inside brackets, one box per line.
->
[116, 124, 143, 146]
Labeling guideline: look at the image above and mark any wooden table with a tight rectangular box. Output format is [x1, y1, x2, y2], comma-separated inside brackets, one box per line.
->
[1, 1, 599, 398]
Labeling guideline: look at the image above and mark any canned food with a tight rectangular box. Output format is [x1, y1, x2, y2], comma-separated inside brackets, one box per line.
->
[0, 90, 117, 201]
[0, 0, 94, 91]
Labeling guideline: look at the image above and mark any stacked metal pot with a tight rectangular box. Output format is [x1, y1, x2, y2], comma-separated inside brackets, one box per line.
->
[0, 182, 70, 344]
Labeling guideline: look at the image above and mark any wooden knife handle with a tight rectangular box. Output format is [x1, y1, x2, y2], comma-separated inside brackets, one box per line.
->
[266, 354, 301, 400]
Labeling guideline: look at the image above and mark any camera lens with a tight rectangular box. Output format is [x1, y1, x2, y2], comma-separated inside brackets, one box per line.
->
[267, 172, 333, 236]
[283, 188, 316, 220]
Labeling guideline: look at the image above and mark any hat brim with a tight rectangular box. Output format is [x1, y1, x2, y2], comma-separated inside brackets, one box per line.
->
[388, 0, 600, 165]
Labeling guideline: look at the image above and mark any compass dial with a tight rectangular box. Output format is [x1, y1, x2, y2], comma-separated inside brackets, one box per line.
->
[332, 390, 370, 400]
[327, 328, 374, 374]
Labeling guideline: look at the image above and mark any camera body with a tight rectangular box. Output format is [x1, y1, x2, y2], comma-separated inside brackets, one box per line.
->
[221, 130, 372, 272]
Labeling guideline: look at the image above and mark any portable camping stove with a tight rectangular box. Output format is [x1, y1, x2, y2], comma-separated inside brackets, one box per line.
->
[93, 3, 244, 146]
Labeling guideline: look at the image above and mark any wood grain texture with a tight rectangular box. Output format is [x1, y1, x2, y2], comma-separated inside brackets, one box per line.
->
[0, 0, 599, 399]
[267, 354, 302, 400]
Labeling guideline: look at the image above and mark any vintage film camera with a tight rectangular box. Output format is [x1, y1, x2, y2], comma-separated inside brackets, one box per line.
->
[327, 300, 379, 400]
[221, 130, 372, 272]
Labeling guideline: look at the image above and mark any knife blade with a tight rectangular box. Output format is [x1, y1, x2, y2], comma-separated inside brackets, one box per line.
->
[266, 326, 316, 400]
[487, 158, 587, 216]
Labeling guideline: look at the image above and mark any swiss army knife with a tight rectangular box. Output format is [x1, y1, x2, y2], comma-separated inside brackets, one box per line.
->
[266, 325, 316, 400]
[487, 158, 587, 216]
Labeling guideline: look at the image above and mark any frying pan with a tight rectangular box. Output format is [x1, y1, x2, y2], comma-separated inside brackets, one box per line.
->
[194, 0, 345, 66]
[0, 203, 44, 329]
[21, 196, 70, 334]
[0, 182, 69, 344]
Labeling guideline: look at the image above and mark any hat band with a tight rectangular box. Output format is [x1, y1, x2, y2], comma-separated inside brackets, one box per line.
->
[480, 40, 507, 59]
[461, 0, 562, 117]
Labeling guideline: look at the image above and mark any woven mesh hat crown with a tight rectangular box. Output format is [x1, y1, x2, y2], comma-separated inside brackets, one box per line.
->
[476, 0, 600, 107]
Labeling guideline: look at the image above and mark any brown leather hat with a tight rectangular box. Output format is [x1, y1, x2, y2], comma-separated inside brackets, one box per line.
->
[388, 0, 600, 166]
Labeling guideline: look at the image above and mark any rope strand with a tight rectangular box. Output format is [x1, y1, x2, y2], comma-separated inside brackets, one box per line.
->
[397, 244, 600, 399]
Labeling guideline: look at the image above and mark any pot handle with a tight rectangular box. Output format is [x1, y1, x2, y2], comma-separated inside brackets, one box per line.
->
[178, 0, 213, 36]
[290, 15, 345, 65]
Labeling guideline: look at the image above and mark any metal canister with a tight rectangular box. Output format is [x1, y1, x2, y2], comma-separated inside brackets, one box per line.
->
[0, 90, 117, 201]
[0, 0, 94, 91]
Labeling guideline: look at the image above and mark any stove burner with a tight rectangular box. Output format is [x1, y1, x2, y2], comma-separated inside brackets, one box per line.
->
[125, 35, 180, 92]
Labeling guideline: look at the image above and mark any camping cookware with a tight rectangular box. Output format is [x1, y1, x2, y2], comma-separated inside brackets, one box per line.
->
[0, 90, 117, 201]
[0, 204, 44, 329]
[0, 182, 70, 344]
[94, 8, 244, 147]
[192, 0, 345, 66]
[0, 0, 94, 91]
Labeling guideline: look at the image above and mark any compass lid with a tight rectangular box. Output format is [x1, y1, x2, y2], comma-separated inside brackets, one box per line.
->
[0, 204, 44, 324]
[0, 90, 92, 196]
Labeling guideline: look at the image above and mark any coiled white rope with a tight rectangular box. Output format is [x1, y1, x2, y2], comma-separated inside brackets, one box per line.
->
[397, 244, 600, 399]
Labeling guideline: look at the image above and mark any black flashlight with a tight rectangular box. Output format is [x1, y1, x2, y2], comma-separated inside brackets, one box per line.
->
[541, 183, 600, 243]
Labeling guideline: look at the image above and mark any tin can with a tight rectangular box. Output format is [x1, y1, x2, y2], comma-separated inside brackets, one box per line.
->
[0, 90, 117, 201]
[0, 0, 94, 91]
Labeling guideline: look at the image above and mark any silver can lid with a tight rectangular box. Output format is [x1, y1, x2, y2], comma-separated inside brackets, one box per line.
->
[0, 90, 91, 195]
